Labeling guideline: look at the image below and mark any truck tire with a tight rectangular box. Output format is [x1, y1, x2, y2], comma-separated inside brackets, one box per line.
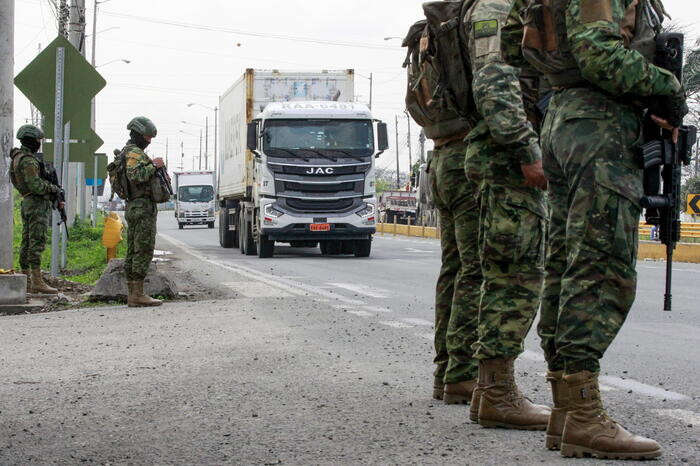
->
[341, 241, 354, 255]
[178, 223, 184, 230]
[257, 235, 274, 258]
[354, 239, 372, 258]
[241, 217, 256, 256]
[219, 207, 235, 248]
[320, 241, 341, 256]
[208, 221, 215, 229]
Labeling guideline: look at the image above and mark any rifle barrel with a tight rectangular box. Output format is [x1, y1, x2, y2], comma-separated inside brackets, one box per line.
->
[664, 248, 673, 311]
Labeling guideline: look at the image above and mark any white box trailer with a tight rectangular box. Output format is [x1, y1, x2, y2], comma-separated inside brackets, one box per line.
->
[217, 69, 388, 258]
[174, 171, 216, 229]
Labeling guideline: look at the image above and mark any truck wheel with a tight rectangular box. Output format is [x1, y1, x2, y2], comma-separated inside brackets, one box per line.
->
[244, 220, 256, 256]
[257, 235, 274, 258]
[239, 213, 246, 254]
[178, 223, 184, 230]
[208, 221, 215, 229]
[219, 208, 235, 248]
[354, 239, 372, 258]
[321, 241, 341, 256]
[341, 241, 354, 255]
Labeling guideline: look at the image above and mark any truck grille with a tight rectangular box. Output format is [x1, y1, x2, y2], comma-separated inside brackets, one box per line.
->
[279, 180, 359, 193]
[284, 198, 357, 213]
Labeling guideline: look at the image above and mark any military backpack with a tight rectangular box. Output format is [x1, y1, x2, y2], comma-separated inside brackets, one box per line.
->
[107, 149, 131, 201]
[403, 0, 477, 141]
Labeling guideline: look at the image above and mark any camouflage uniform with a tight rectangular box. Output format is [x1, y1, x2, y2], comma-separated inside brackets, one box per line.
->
[10, 147, 60, 270]
[518, 0, 681, 374]
[430, 140, 481, 384]
[464, 0, 546, 360]
[123, 143, 158, 282]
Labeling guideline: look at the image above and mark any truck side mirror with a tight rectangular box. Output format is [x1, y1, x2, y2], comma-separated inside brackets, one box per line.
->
[246, 122, 259, 151]
[377, 122, 389, 152]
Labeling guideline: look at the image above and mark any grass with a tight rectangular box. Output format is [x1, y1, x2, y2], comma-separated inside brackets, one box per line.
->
[12, 192, 127, 285]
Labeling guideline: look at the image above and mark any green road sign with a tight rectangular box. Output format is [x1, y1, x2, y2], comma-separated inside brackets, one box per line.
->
[14, 35, 106, 125]
[42, 129, 104, 165]
[83, 153, 108, 182]
[688, 194, 700, 215]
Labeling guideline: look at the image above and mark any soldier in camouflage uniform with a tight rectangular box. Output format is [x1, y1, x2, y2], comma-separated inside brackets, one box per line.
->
[508, 0, 687, 458]
[122, 117, 165, 307]
[9, 125, 62, 294]
[462, 0, 551, 430]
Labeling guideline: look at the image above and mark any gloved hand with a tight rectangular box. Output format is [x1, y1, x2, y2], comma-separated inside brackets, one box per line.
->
[650, 87, 689, 128]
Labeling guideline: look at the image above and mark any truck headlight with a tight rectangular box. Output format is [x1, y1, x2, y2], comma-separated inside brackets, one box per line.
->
[208, 208, 215, 216]
[264, 203, 285, 218]
[356, 203, 376, 225]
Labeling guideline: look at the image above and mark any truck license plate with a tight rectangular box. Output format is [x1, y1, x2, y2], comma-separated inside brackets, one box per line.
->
[310, 223, 331, 232]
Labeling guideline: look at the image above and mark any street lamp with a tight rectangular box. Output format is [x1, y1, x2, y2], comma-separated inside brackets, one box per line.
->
[96, 58, 130, 68]
[187, 103, 219, 174]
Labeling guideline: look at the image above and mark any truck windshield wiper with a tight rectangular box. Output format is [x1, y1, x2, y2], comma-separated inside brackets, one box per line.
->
[269, 147, 310, 161]
[325, 149, 367, 163]
[301, 148, 339, 163]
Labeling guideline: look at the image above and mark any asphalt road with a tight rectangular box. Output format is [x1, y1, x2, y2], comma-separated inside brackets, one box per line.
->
[1, 212, 697, 464]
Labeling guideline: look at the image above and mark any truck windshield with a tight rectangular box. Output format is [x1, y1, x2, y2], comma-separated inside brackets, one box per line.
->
[178, 185, 214, 203]
[263, 120, 374, 157]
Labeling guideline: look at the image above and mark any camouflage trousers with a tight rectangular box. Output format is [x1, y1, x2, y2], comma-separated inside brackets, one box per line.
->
[465, 132, 546, 361]
[430, 140, 481, 384]
[125, 198, 157, 281]
[539, 89, 642, 374]
[19, 196, 51, 270]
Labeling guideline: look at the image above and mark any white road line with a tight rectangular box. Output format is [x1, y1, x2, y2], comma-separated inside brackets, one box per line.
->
[327, 283, 390, 299]
[416, 332, 434, 341]
[639, 265, 700, 273]
[404, 248, 435, 254]
[599, 376, 689, 401]
[347, 310, 374, 318]
[653, 409, 700, 428]
[380, 320, 415, 329]
[222, 282, 294, 298]
[363, 305, 393, 313]
[401, 318, 433, 327]
[159, 233, 365, 306]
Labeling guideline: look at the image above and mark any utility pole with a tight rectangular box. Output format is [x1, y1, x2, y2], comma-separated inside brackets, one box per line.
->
[419, 130, 426, 164]
[369, 73, 373, 111]
[404, 111, 412, 187]
[0, 0, 14, 270]
[395, 115, 400, 189]
[58, 0, 69, 38]
[204, 116, 209, 170]
[69, 0, 86, 222]
[180, 141, 184, 171]
[90, 0, 101, 226]
[214, 106, 218, 174]
[165, 137, 169, 172]
[198, 129, 202, 170]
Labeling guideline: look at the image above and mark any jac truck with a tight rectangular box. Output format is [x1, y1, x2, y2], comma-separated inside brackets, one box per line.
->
[174, 171, 216, 229]
[217, 69, 388, 258]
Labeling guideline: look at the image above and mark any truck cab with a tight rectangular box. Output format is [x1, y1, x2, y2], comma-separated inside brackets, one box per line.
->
[174, 171, 216, 229]
[244, 101, 388, 257]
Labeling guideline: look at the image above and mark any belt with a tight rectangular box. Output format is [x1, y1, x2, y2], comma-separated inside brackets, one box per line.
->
[433, 128, 472, 149]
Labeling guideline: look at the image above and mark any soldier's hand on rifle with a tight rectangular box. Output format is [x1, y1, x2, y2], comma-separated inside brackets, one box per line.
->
[521, 159, 548, 190]
[58, 201, 65, 210]
[650, 115, 680, 144]
[153, 157, 165, 168]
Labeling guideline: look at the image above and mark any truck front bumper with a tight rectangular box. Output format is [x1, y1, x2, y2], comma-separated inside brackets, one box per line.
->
[263, 223, 375, 241]
[180, 216, 215, 225]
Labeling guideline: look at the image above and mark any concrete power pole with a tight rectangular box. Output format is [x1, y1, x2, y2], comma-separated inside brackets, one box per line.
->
[419, 130, 426, 164]
[69, 0, 87, 222]
[58, 0, 70, 38]
[404, 111, 412, 187]
[0, 0, 14, 270]
[394, 115, 400, 189]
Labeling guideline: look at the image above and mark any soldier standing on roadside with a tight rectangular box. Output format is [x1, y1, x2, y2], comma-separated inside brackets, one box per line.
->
[513, 0, 687, 459]
[121, 117, 165, 307]
[462, 0, 551, 430]
[9, 125, 62, 294]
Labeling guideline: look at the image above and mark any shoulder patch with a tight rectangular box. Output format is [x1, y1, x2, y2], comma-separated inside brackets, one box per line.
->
[580, 0, 614, 23]
[474, 19, 499, 38]
[126, 151, 141, 168]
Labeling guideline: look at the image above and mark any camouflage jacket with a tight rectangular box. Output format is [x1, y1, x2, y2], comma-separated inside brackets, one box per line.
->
[124, 143, 156, 199]
[566, 0, 680, 97]
[10, 146, 59, 198]
[465, 0, 542, 165]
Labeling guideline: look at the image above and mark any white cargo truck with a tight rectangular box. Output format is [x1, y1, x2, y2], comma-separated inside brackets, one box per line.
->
[174, 171, 216, 229]
[217, 69, 388, 258]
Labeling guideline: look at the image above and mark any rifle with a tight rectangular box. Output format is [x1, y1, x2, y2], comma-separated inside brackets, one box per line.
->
[41, 162, 70, 241]
[155, 165, 174, 197]
[638, 33, 697, 311]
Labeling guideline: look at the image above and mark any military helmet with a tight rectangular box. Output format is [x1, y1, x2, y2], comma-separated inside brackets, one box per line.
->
[127, 116, 158, 137]
[16, 124, 45, 140]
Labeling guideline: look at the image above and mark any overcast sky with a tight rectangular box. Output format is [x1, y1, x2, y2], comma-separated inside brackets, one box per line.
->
[11, 0, 700, 175]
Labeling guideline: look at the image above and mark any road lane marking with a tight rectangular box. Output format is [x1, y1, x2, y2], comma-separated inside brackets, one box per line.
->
[380, 321, 415, 329]
[363, 305, 393, 313]
[159, 233, 365, 306]
[222, 282, 294, 298]
[599, 376, 690, 401]
[347, 310, 374, 318]
[327, 283, 390, 299]
[404, 248, 434, 254]
[401, 318, 433, 327]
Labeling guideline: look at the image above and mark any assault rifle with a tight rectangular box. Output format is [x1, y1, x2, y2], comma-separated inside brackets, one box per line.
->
[639, 32, 697, 311]
[41, 162, 70, 241]
[156, 165, 173, 197]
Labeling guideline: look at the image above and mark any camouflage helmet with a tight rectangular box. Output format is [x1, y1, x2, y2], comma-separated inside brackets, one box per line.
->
[16, 124, 45, 141]
[127, 116, 157, 137]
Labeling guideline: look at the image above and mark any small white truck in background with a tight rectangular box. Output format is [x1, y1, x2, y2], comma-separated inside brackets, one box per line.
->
[174, 171, 216, 229]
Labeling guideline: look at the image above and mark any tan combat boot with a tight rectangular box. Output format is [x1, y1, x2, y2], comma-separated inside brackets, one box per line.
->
[546, 370, 570, 450]
[21, 269, 30, 292]
[433, 377, 445, 401]
[30, 269, 58, 294]
[127, 280, 163, 308]
[560, 371, 661, 460]
[477, 358, 551, 430]
[444, 379, 477, 405]
[469, 379, 484, 422]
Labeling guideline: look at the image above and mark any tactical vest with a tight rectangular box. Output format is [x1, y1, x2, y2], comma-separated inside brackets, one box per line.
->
[403, 0, 478, 142]
[9, 148, 36, 196]
[521, 0, 664, 89]
[123, 144, 153, 201]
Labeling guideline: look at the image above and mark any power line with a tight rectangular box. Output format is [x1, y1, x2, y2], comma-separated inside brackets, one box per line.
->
[100, 10, 402, 51]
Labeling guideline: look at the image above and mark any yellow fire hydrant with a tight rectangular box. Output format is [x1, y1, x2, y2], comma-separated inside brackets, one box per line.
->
[102, 212, 124, 262]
